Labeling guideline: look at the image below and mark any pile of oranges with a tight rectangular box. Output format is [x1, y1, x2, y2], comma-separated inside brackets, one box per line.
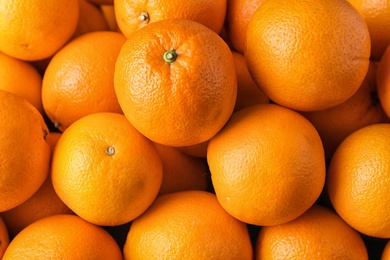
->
[0, 0, 390, 258]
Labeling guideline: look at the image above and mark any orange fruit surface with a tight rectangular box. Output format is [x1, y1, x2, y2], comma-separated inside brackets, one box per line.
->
[1, 132, 73, 238]
[114, 0, 227, 38]
[245, 0, 371, 111]
[347, 0, 390, 60]
[0, 217, 9, 259]
[42, 31, 125, 132]
[0, 90, 51, 212]
[0, 51, 44, 114]
[2, 214, 122, 259]
[0, 0, 79, 61]
[124, 190, 253, 259]
[255, 205, 368, 259]
[327, 123, 390, 238]
[51, 112, 163, 226]
[207, 103, 326, 226]
[114, 18, 237, 147]
[378, 45, 390, 118]
[383, 240, 390, 260]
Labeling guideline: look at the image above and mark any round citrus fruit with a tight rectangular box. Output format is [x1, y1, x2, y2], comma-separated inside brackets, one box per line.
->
[377, 45, 390, 118]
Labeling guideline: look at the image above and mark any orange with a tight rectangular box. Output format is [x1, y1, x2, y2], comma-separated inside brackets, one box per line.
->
[0, 51, 43, 114]
[0, 217, 9, 259]
[232, 51, 269, 112]
[42, 31, 125, 132]
[0, 0, 79, 61]
[114, 19, 237, 147]
[1, 132, 73, 238]
[72, 0, 110, 38]
[327, 123, 390, 238]
[347, 0, 390, 60]
[100, 4, 119, 32]
[225, 0, 265, 54]
[176, 140, 209, 158]
[255, 205, 368, 259]
[88, 0, 114, 4]
[207, 103, 325, 226]
[0, 90, 51, 212]
[114, 0, 227, 38]
[51, 112, 163, 226]
[123, 190, 253, 259]
[302, 61, 389, 162]
[245, 0, 371, 111]
[378, 45, 390, 118]
[2, 214, 122, 259]
[383, 240, 390, 260]
[154, 143, 209, 195]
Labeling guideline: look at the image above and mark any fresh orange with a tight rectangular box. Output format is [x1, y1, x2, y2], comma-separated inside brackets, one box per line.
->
[327, 123, 390, 238]
[0, 0, 79, 61]
[383, 240, 390, 260]
[232, 51, 269, 112]
[0, 51, 43, 114]
[114, 19, 237, 147]
[51, 112, 163, 226]
[176, 140, 209, 158]
[42, 31, 125, 132]
[378, 45, 390, 118]
[207, 103, 325, 226]
[154, 143, 209, 195]
[100, 4, 119, 32]
[123, 190, 253, 259]
[72, 0, 110, 38]
[1, 132, 73, 238]
[255, 205, 368, 259]
[347, 0, 390, 60]
[2, 214, 122, 259]
[225, 0, 265, 54]
[0, 90, 51, 212]
[245, 0, 371, 111]
[114, 0, 227, 38]
[0, 217, 9, 259]
[302, 61, 389, 162]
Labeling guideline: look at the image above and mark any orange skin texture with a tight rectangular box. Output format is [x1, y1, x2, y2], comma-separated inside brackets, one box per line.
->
[255, 205, 368, 259]
[0, 0, 79, 61]
[378, 45, 390, 118]
[114, 19, 237, 147]
[0, 51, 43, 114]
[347, 0, 390, 60]
[51, 112, 163, 226]
[382, 240, 390, 260]
[114, 0, 227, 38]
[0, 217, 9, 259]
[0, 90, 51, 212]
[124, 190, 253, 260]
[207, 103, 326, 226]
[302, 61, 389, 162]
[245, 0, 371, 111]
[42, 31, 125, 132]
[2, 214, 123, 259]
[327, 123, 390, 238]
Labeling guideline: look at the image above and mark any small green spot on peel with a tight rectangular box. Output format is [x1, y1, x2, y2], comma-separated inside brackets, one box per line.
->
[163, 49, 177, 64]
[106, 146, 115, 156]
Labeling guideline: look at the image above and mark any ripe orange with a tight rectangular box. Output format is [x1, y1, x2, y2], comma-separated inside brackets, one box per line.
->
[2, 214, 122, 259]
[302, 61, 389, 162]
[225, 0, 265, 54]
[114, 0, 227, 38]
[245, 0, 371, 111]
[0, 51, 43, 114]
[100, 4, 119, 32]
[0, 0, 79, 61]
[1, 132, 73, 238]
[123, 190, 253, 259]
[347, 0, 390, 60]
[255, 205, 368, 259]
[327, 123, 390, 238]
[51, 112, 163, 226]
[114, 19, 237, 147]
[42, 31, 125, 132]
[176, 140, 209, 158]
[207, 103, 325, 226]
[154, 143, 209, 195]
[0, 90, 51, 212]
[232, 51, 269, 112]
[378, 45, 390, 118]
[383, 240, 390, 260]
[0, 217, 9, 259]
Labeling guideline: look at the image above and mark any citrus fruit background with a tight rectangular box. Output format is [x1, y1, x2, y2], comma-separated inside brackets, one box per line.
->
[0, 0, 389, 258]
